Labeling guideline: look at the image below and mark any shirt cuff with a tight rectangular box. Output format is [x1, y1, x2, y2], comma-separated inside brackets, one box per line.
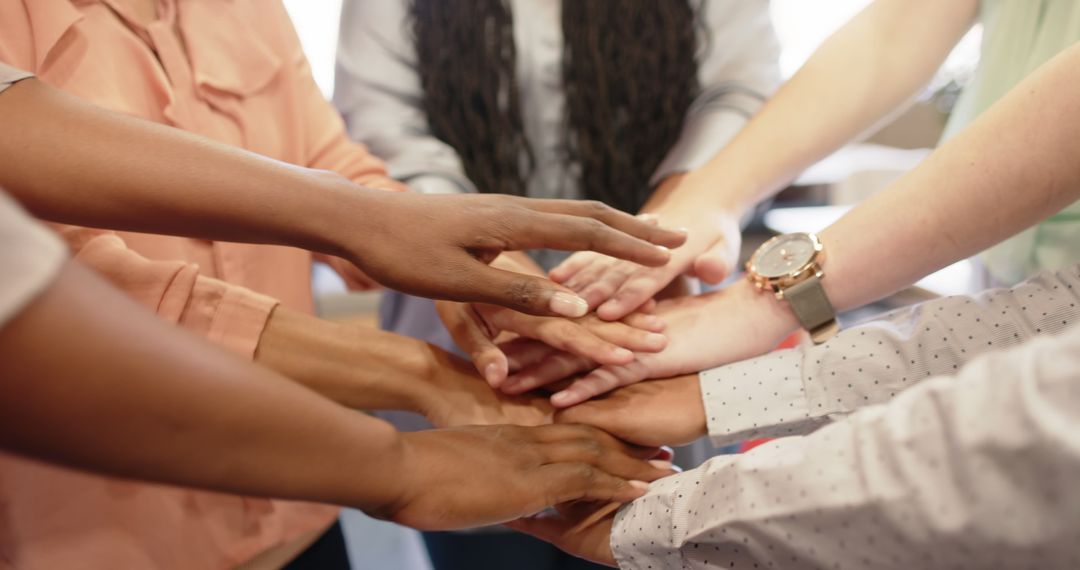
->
[610, 472, 694, 569]
[179, 276, 279, 359]
[700, 348, 827, 447]
[649, 109, 749, 187]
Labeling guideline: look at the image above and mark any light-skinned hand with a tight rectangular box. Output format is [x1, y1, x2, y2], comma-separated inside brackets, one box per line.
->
[501, 278, 796, 407]
[555, 375, 707, 447]
[353, 192, 687, 317]
[548, 174, 740, 320]
[436, 299, 667, 388]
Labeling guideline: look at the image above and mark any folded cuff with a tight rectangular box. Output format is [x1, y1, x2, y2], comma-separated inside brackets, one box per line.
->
[180, 276, 279, 359]
[700, 348, 827, 447]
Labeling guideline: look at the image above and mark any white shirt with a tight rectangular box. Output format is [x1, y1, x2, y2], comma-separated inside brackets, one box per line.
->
[0, 64, 66, 329]
[334, 0, 780, 199]
[613, 265, 1080, 569]
[0, 188, 67, 328]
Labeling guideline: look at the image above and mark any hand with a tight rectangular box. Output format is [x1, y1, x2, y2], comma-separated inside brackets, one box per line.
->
[437, 299, 667, 388]
[549, 173, 741, 320]
[502, 279, 797, 407]
[555, 375, 707, 447]
[382, 424, 675, 530]
[415, 346, 556, 428]
[349, 191, 687, 317]
[508, 502, 619, 567]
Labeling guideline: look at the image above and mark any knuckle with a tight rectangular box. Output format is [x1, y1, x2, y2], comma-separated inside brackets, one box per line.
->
[583, 200, 612, 217]
[505, 279, 543, 310]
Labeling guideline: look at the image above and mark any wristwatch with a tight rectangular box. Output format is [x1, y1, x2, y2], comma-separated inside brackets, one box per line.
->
[746, 232, 838, 343]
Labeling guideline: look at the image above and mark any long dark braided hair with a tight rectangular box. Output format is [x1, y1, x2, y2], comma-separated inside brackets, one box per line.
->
[411, 0, 701, 213]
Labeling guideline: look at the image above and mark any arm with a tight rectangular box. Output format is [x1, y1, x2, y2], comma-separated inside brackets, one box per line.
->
[552, 0, 979, 319]
[532, 38, 1080, 402]
[554, 0, 780, 314]
[0, 76, 685, 317]
[556, 264, 1080, 446]
[0, 261, 670, 531]
[523, 326, 1080, 568]
[334, 0, 475, 195]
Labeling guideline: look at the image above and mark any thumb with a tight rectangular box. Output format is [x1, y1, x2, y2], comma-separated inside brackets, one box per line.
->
[692, 240, 735, 285]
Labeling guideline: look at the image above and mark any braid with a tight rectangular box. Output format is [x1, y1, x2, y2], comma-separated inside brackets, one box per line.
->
[412, 1, 701, 212]
[562, 1, 700, 212]
[411, 0, 532, 196]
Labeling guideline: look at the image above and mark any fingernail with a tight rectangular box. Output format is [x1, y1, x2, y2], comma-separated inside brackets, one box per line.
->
[484, 363, 501, 387]
[645, 333, 667, 348]
[611, 347, 634, 361]
[648, 460, 674, 471]
[629, 480, 650, 491]
[550, 292, 588, 317]
[642, 316, 664, 329]
[675, 227, 690, 234]
[637, 213, 660, 222]
[657, 446, 674, 461]
[551, 391, 576, 407]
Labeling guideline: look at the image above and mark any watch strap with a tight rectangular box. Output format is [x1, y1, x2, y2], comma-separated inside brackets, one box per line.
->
[785, 274, 838, 344]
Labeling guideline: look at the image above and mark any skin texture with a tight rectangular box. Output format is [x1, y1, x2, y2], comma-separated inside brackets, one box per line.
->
[253, 305, 557, 429]
[515, 37, 1080, 565]
[502, 278, 796, 407]
[0, 261, 674, 530]
[554, 375, 707, 448]
[0, 78, 687, 318]
[436, 249, 668, 386]
[550, 0, 980, 321]
[517, 30, 1080, 406]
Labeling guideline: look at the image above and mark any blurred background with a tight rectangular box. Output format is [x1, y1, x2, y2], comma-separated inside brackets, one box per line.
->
[281, 3, 983, 568]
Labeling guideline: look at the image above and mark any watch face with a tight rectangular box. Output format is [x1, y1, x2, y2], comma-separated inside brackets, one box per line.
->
[753, 233, 818, 279]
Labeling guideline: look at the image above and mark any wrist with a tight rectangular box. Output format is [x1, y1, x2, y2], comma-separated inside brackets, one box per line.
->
[291, 170, 378, 260]
[727, 277, 801, 350]
[255, 307, 433, 413]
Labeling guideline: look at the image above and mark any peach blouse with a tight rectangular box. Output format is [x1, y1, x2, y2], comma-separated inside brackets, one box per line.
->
[0, 1, 403, 568]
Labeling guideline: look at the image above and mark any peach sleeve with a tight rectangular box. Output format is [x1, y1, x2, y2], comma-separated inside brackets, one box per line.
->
[59, 227, 278, 359]
[264, 2, 407, 193]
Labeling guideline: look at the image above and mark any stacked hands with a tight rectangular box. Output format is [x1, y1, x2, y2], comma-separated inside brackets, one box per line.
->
[413, 192, 799, 565]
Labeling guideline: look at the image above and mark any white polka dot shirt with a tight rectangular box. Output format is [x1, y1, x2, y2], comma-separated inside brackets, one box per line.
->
[611, 265, 1080, 569]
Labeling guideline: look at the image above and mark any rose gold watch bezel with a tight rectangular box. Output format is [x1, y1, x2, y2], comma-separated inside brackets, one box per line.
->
[745, 232, 826, 299]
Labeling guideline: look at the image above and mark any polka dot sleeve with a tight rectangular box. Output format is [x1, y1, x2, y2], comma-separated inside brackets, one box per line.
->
[612, 325, 1080, 569]
[699, 264, 1080, 448]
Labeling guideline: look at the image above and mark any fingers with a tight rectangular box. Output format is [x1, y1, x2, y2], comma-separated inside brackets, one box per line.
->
[583, 315, 667, 347]
[693, 241, 735, 285]
[548, 251, 598, 284]
[502, 352, 594, 395]
[487, 310, 638, 366]
[550, 361, 650, 408]
[458, 263, 590, 317]
[510, 212, 675, 267]
[524, 198, 688, 250]
[500, 338, 558, 373]
[437, 302, 508, 387]
[595, 273, 666, 321]
[620, 311, 665, 332]
[576, 263, 636, 310]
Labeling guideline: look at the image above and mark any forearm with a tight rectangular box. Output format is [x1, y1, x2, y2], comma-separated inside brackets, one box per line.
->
[615, 328, 1080, 569]
[665, 0, 975, 216]
[818, 42, 1080, 311]
[0, 262, 406, 511]
[254, 306, 438, 414]
[0, 79, 366, 259]
[700, 264, 1080, 446]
